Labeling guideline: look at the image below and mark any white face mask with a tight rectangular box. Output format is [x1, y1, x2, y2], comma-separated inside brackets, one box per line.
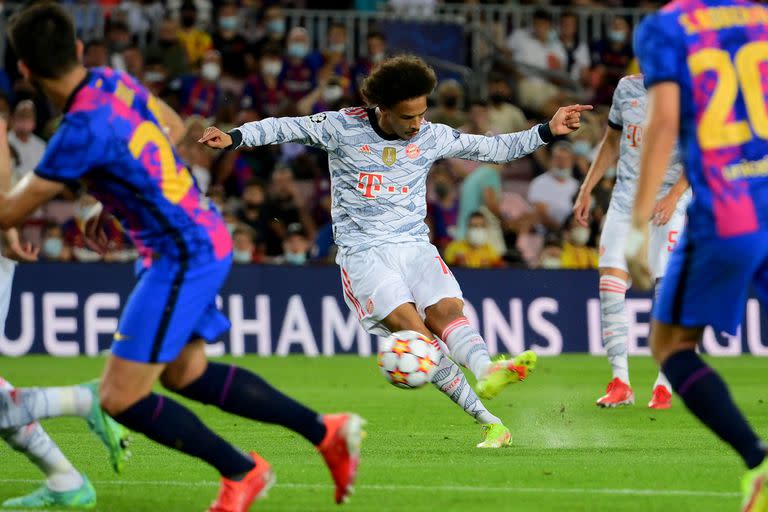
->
[201, 62, 221, 81]
[570, 226, 590, 246]
[261, 60, 282, 77]
[540, 256, 562, 269]
[323, 85, 344, 104]
[550, 167, 571, 179]
[605, 166, 617, 179]
[467, 227, 488, 247]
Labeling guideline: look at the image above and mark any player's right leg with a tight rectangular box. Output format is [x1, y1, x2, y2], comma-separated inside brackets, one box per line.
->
[160, 338, 362, 505]
[103, 258, 275, 511]
[0, 378, 95, 509]
[651, 231, 768, 511]
[595, 205, 634, 407]
[337, 248, 509, 447]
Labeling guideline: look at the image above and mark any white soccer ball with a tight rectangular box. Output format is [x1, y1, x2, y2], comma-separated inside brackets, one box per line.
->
[377, 330, 442, 389]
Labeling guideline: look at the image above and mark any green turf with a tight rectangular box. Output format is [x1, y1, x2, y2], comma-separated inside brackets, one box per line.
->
[1, 355, 767, 511]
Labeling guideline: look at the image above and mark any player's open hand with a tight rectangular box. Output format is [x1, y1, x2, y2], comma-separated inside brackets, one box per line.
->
[198, 127, 233, 149]
[549, 104, 593, 136]
[4, 227, 38, 262]
[625, 223, 653, 291]
[572, 189, 592, 227]
[651, 193, 677, 226]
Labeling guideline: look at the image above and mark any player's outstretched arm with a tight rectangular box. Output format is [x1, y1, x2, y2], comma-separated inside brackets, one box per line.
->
[437, 104, 592, 164]
[573, 126, 620, 227]
[199, 113, 340, 152]
[627, 82, 680, 290]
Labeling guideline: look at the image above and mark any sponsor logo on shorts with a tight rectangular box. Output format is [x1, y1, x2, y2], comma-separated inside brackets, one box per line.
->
[366, 298, 375, 314]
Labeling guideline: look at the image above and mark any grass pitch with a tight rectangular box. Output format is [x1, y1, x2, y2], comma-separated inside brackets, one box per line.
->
[1, 355, 766, 511]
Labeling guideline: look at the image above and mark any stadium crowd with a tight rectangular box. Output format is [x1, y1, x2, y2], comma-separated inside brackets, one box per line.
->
[0, 1, 654, 269]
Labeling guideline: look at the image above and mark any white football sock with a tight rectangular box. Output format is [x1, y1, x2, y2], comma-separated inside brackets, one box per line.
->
[653, 372, 672, 391]
[0, 379, 84, 492]
[430, 347, 501, 425]
[440, 318, 492, 380]
[0, 385, 93, 430]
[599, 275, 630, 385]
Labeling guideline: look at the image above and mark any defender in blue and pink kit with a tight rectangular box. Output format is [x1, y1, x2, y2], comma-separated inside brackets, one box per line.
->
[0, 4, 362, 510]
[630, 1, 768, 509]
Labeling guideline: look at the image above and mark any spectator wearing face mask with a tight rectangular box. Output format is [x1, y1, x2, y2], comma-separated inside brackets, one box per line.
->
[560, 214, 598, 269]
[236, 179, 269, 242]
[8, 100, 45, 182]
[144, 17, 189, 81]
[352, 31, 387, 98]
[281, 27, 317, 103]
[177, 0, 213, 67]
[173, 50, 222, 119]
[444, 212, 502, 269]
[486, 73, 528, 134]
[232, 226, 259, 264]
[528, 141, 580, 233]
[40, 223, 72, 262]
[308, 23, 352, 96]
[428, 80, 466, 129]
[251, 5, 287, 59]
[105, 21, 132, 73]
[537, 233, 563, 269]
[297, 73, 346, 116]
[142, 58, 172, 99]
[213, 1, 249, 80]
[274, 223, 311, 265]
[590, 16, 634, 105]
[241, 44, 287, 119]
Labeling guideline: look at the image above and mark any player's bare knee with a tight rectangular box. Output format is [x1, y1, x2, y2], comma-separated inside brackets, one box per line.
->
[425, 298, 464, 326]
[98, 383, 133, 416]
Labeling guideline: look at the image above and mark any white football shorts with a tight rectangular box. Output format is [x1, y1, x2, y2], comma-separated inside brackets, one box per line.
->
[336, 242, 463, 337]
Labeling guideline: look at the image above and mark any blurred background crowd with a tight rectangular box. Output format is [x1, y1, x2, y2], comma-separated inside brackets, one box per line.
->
[0, 0, 664, 269]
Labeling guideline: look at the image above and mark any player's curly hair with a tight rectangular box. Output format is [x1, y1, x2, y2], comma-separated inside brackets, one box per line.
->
[360, 55, 437, 109]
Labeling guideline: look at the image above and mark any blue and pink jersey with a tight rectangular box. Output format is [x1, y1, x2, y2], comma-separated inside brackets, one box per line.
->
[635, 0, 768, 239]
[34, 67, 231, 267]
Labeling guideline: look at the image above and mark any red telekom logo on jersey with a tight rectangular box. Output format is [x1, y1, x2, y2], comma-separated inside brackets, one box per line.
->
[626, 123, 643, 148]
[357, 172, 409, 198]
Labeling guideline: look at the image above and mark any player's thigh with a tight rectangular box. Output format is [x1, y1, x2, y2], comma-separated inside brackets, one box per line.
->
[598, 205, 630, 274]
[380, 303, 433, 338]
[111, 257, 231, 365]
[337, 248, 414, 337]
[401, 244, 463, 319]
[648, 211, 685, 279]
[654, 231, 767, 340]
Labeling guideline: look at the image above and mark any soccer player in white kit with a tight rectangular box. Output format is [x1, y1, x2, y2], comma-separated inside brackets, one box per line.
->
[572, 74, 691, 409]
[201, 55, 591, 447]
[0, 118, 124, 509]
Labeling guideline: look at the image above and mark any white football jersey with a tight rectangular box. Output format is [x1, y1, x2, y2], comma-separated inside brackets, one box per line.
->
[233, 107, 547, 253]
[607, 75, 691, 214]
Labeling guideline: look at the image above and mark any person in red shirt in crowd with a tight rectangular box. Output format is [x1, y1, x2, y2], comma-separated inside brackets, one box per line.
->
[241, 44, 287, 119]
[280, 27, 317, 103]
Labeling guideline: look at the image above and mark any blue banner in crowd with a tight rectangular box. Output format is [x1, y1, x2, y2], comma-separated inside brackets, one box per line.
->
[2, 263, 767, 357]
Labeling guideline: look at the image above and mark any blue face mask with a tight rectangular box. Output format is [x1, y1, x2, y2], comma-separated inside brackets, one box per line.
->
[219, 16, 238, 31]
[284, 252, 307, 265]
[233, 250, 252, 263]
[287, 42, 308, 59]
[609, 29, 627, 44]
[573, 140, 592, 158]
[267, 19, 286, 35]
[43, 238, 63, 259]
